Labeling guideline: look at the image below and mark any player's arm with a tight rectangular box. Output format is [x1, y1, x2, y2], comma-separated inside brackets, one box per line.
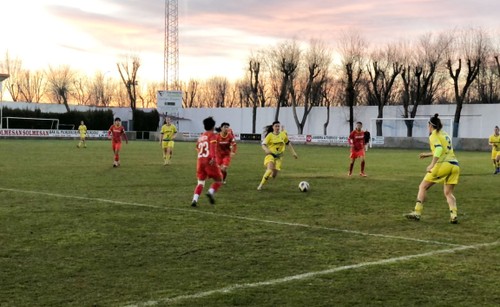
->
[208, 139, 217, 165]
[261, 135, 272, 155]
[230, 138, 237, 155]
[287, 141, 298, 159]
[172, 126, 177, 140]
[122, 129, 129, 144]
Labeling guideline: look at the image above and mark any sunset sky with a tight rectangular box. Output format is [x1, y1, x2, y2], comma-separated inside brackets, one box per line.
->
[2, 0, 499, 83]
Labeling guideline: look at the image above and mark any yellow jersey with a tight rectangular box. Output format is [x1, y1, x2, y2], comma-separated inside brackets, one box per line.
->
[489, 134, 500, 151]
[161, 124, 177, 141]
[429, 130, 457, 163]
[262, 131, 289, 156]
[78, 124, 87, 135]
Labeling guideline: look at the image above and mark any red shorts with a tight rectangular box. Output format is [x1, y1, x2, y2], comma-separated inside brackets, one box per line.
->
[112, 142, 122, 152]
[216, 154, 232, 167]
[197, 163, 223, 181]
[350, 149, 365, 159]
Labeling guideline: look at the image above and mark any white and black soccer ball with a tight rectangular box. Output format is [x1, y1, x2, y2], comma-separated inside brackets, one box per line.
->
[298, 181, 310, 192]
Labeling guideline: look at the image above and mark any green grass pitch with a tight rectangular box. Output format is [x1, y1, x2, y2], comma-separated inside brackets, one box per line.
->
[0, 139, 498, 306]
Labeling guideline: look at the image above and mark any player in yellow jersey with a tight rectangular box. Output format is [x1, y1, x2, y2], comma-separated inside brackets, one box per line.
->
[257, 121, 298, 190]
[77, 120, 87, 148]
[405, 114, 460, 224]
[488, 125, 500, 174]
[160, 117, 177, 165]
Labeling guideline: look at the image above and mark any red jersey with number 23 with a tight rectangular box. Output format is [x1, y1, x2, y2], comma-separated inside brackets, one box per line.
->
[196, 131, 222, 180]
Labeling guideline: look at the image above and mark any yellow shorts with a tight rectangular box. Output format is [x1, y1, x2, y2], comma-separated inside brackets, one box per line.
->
[80, 134, 86, 140]
[264, 154, 282, 170]
[492, 149, 499, 160]
[162, 140, 175, 149]
[423, 161, 460, 185]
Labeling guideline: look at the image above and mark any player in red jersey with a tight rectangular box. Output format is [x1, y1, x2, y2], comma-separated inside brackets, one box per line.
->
[108, 117, 128, 167]
[216, 122, 237, 184]
[191, 117, 223, 207]
[348, 121, 367, 177]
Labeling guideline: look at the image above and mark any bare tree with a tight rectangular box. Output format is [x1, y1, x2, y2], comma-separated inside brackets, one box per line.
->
[46, 65, 74, 112]
[248, 53, 267, 133]
[292, 39, 331, 134]
[337, 30, 367, 132]
[183, 79, 199, 108]
[117, 54, 140, 111]
[17, 69, 46, 103]
[89, 72, 115, 107]
[205, 76, 229, 107]
[399, 33, 450, 136]
[446, 28, 490, 137]
[72, 74, 92, 105]
[265, 40, 301, 121]
[366, 44, 402, 135]
[1, 52, 22, 102]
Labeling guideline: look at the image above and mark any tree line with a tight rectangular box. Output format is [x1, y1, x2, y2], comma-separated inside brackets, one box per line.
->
[1, 27, 499, 137]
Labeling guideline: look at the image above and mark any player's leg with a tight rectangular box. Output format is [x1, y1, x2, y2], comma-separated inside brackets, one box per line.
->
[206, 167, 223, 205]
[220, 164, 228, 183]
[271, 158, 282, 179]
[165, 142, 174, 164]
[444, 184, 458, 223]
[405, 179, 434, 220]
[495, 153, 500, 174]
[258, 156, 275, 190]
[444, 164, 460, 223]
[360, 155, 367, 176]
[348, 157, 356, 176]
[192, 166, 206, 207]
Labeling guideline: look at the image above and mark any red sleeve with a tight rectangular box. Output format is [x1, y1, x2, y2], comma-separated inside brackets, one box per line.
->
[231, 136, 237, 153]
[348, 131, 354, 145]
[121, 127, 128, 141]
[209, 135, 218, 159]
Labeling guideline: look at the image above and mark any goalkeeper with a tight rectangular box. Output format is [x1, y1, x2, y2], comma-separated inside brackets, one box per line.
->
[257, 121, 298, 190]
[160, 117, 178, 165]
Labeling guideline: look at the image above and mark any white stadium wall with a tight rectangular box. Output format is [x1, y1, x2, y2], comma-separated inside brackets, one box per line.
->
[1, 101, 498, 138]
[178, 104, 499, 139]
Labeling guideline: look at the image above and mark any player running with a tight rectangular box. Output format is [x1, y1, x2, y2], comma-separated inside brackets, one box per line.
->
[405, 114, 460, 224]
[348, 121, 367, 177]
[191, 117, 223, 207]
[108, 117, 128, 167]
[77, 120, 87, 148]
[488, 125, 500, 174]
[159, 117, 177, 165]
[216, 122, 237, 184]
[257, 121, 298, 190]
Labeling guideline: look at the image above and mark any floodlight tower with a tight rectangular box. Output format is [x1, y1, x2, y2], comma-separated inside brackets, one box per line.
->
[164, 0, 179, 90]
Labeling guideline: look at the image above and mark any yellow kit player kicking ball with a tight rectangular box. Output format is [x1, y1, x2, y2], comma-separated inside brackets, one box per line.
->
[488, 125, 500, 174]
[257, 121, 298, 190]
[405, 114, 460, 224]
[160, 117, 177, 165]
[77, 120, 87, 148]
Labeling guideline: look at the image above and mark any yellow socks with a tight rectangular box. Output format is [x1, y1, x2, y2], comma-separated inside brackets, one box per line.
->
[414, 201, 423, 215]
[260, 169, 273, 186]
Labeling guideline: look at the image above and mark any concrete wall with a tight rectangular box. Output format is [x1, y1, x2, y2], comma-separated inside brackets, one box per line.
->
[1, 101, 499, 138]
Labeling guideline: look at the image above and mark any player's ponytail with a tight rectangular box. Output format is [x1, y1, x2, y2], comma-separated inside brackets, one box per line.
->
[428, 113, 443, 131]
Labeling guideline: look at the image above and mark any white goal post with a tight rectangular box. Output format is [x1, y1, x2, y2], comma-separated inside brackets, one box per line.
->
[369, 117, 453, 140]
[3, 117, 60, 129]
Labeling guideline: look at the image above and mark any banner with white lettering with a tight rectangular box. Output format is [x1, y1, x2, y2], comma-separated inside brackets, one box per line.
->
[0, 129, 108, 138]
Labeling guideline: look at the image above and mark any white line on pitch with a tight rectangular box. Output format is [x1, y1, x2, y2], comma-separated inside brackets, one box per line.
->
[0, 187, 463, 247]
[123, 241, 499, 307]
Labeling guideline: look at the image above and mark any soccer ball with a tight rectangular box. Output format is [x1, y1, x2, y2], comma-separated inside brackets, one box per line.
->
[298, 181, 310, 192]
